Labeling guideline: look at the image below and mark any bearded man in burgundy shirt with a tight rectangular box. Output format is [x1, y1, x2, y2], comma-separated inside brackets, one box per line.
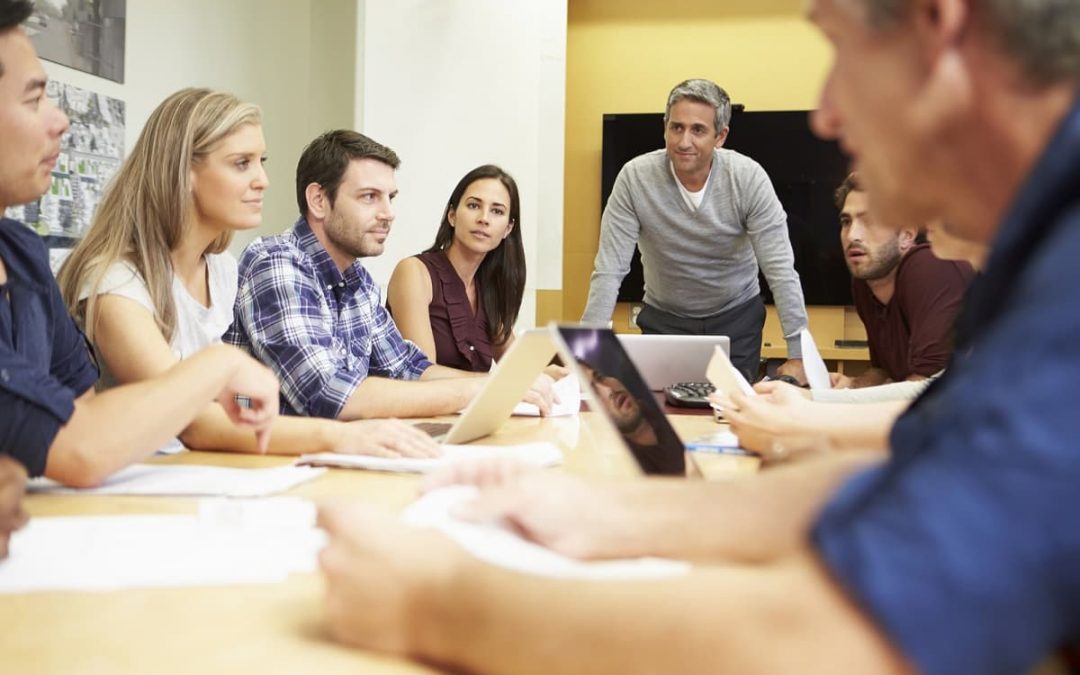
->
[834, 173, 975, 388]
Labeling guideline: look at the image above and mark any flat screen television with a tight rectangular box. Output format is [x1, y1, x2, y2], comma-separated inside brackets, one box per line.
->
[601, 109, 852, 306]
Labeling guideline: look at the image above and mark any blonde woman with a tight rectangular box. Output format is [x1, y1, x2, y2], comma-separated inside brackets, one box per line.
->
[58, 88, 437, 458]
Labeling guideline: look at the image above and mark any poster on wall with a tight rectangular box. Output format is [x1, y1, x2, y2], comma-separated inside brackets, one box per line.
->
[24, 0, 126, 83]
[4, 80, 125, 269]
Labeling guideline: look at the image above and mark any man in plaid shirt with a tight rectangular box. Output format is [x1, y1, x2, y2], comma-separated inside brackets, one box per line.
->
[226, 130, 551, 419]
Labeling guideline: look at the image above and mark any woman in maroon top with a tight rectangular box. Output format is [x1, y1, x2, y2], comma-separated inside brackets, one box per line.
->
[387, 165, 525, 372]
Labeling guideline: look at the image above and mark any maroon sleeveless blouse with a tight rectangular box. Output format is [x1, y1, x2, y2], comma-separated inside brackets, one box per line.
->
[412, 250, 493, 372]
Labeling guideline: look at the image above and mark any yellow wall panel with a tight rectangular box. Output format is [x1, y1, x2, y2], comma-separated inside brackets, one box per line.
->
[563, 0, 832, 320]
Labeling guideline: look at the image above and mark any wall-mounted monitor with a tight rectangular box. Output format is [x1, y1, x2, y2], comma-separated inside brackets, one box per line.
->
[600, 109, 852, 306]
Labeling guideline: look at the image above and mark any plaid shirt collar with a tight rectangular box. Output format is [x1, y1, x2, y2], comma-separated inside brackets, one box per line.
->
[292, 217, 368, 297]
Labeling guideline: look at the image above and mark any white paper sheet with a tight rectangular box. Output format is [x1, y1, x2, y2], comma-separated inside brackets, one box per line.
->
[800, 328, 832, 391]
[0, 498, 324, 594]
[404, 486, 690, 580]
[512, 373, 581, 417]
[297, 442, 563, 474]
[28, 464, 326, 497]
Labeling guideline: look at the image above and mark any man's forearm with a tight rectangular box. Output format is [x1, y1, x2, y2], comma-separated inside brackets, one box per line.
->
[45, 345, 252, 486]
[415, 550, 906, 675]
[339, 376, 483, 420]
[421, 364, 486, 381]
[581, 271, 621, 324]
[582, 183, 639, 324]
[754, 233, 808, 358]
[851, 368, 891, 389]
[599, 452, 881, 563]
[180, 405, 339, 456]
[812, 401, 906, 452]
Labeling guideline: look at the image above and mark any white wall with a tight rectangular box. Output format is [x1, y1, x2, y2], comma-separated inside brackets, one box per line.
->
[37, 0, 566, 330]
[355, 0, 567, 329]
[309, 0, 358, 139]
[39, 0, 359, 253]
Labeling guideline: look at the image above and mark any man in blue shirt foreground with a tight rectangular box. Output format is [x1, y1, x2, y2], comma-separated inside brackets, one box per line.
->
[316, 1, 1080, 673]
[0, 0, 280, 551]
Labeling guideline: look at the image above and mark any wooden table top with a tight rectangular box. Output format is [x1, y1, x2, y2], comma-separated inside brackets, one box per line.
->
[0, 412, 755, 674]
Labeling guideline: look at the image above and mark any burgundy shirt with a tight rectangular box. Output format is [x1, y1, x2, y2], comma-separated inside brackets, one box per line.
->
[405, 251, 493, 372]
[852, 244, 974, 381]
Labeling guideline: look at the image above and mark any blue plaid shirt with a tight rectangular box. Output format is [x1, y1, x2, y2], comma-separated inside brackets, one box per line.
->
[225, 217, 431, 418]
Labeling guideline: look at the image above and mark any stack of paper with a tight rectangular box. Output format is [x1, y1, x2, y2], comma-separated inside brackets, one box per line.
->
[29, 464, 326, 497]
[297, 442, 563, 474]
[404, 486, 690, 580]
[0, 498, 324, 593]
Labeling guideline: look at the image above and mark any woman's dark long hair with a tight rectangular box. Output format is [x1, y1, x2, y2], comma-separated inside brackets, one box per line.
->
[425, 165, 525, 346]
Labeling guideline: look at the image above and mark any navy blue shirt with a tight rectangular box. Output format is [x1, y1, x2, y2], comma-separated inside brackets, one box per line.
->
[813, 98, 1080, 675]
[0, 219, 98, 476]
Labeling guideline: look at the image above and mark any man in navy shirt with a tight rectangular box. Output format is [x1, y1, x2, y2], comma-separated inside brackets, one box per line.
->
[0, 0, 279, 519]
[313, 1, 1080, 674]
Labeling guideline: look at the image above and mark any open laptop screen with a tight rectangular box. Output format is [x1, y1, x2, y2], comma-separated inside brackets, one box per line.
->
[554, 326, 686, 476]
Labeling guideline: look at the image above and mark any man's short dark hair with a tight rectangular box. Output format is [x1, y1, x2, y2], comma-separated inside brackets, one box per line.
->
[295, 130, 401, 217]
[0, 0, 35, 79]
[834, 172, 864, 210]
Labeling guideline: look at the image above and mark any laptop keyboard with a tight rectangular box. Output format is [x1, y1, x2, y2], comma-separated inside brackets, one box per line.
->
[413, 422, 453, 438]
[664, 382, 716, 409]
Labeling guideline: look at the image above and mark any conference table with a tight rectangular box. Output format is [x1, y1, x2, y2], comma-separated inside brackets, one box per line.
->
[0, 411, 755, 675]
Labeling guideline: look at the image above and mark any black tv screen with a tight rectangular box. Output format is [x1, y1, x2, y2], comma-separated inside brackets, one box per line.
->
[601, 109, 852, 306]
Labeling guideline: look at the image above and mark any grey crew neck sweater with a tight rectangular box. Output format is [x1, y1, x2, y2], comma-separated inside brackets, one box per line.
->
[582, 148, 808, 356]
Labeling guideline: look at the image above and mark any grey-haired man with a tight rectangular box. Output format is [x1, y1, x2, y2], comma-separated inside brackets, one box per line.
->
[581, 79, 808, 382]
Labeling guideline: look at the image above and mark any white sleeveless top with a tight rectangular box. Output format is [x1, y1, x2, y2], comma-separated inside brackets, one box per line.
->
[79, 253, 238, 452]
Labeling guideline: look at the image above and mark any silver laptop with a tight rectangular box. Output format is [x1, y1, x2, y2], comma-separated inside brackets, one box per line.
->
[418, 329, 556, 445]
[616, 334, 731, 391]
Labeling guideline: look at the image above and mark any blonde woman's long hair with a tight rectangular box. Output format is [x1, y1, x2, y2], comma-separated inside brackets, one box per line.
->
[58, 88, 262, 344]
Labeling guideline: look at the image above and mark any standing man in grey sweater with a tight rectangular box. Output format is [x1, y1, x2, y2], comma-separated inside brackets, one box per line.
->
[581, 79, 808, 381]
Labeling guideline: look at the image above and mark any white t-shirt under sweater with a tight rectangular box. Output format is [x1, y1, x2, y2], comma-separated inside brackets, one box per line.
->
[671, 160, 709, 210]
[79, 253, 238, 452]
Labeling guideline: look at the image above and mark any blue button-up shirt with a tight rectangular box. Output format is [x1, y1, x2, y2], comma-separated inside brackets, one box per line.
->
[0, 219, 98, 476]
[813, 98, 1080, 675]
[225, 217, 431, 418]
